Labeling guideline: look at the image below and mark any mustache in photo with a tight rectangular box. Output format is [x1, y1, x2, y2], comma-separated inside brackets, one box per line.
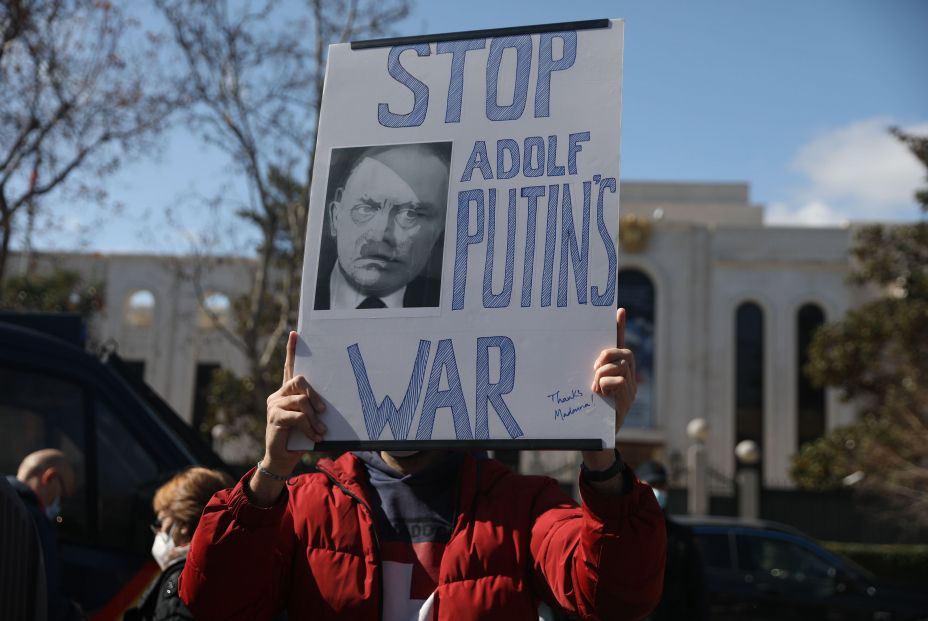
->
[359, 240, 398, 262]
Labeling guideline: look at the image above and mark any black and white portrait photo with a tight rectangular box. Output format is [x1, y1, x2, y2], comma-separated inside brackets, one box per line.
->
[314, 142, 452, 311]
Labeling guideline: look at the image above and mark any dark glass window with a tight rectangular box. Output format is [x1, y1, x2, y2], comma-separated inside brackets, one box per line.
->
[0, 367, 88, 541]
[797, 304, 826, 447]
[737, 535, 834, 585]
[617, 269, 655, 428]
[735, 302, 764, 473]
[95, 400, 161, 550]
[695, 532, 733, 570]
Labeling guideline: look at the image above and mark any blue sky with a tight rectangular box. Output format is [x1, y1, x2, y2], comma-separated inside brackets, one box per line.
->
[39, 0, 928, 253]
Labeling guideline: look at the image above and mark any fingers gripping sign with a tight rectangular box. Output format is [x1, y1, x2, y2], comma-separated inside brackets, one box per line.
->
[591, 308, 637, 434]
[579, 308, 637, 480]
[262, 331, 327, 477]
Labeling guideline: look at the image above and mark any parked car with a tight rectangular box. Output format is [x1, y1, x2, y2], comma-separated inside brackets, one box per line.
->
[0, 316, 231, 618]
[677, 515, 928, 621]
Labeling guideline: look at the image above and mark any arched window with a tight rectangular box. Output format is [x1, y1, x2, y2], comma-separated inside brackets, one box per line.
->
[124, 290, 155, 328]
[198, 292, 232, 329]
[617, 269, 655, 428]
[797, 303, 826, 447]
[735, 302, 764, 472]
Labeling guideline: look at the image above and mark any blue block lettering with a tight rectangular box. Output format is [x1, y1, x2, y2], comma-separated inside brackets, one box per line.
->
[483, 188, 516, 308]
[496, 138, 520, 180]
[540, 184, 559, 307]
[520, 185, 545, 307]
[567, 131, 590, 174]
[461, 141, 493, 182]
[591, 177, 618, 306]
[523, 136, 545, 178]
[546, 135, 565, 176]
[378, 44, 431, 128]
[486, 36, 532, 121]
[348, 340, 431, 441]
[534, 32, 577, 118]
[416, 339, 473, 440]
[452, 190, 486, 310]
[437, 39, 486, 123]
[558, 182, 590, 306]
[475, 336, 523, 439]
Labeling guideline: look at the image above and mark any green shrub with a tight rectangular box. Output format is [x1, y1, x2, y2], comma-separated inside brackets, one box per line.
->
[824, 542, 928, 587]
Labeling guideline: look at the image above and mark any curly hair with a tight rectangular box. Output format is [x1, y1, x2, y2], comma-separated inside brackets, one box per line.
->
[153, 467, 234, 539]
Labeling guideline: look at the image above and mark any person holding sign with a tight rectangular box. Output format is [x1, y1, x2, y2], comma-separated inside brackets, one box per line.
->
[179, 309, 666, 620]
[314, 142, 451, 310]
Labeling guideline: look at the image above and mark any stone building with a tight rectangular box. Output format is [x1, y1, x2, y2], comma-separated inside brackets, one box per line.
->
[8, 180, 867, 489]
[7, 252, 254, 439]
[516, 182, 866, 492]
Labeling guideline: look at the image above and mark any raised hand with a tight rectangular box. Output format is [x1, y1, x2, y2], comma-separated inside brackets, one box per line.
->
[250, 331, 326, 505]
[582, 308, 638, 478]
[591, 307, 637, 432]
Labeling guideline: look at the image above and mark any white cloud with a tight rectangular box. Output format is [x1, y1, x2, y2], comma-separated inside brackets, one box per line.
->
[766, 200, 848, 227]
[766, 117, 927, 226]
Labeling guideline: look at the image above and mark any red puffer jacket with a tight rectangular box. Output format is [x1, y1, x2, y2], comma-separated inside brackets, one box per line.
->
[179, 453, 665, 620]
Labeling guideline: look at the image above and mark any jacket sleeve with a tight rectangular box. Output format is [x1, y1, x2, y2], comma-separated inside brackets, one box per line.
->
[178, 468, 296, 620]
[529, 468, 666, 621]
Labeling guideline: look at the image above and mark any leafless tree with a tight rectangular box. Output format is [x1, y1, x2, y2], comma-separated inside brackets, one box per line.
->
[154, 0, 411, 434]
[0, 0, 175, 283]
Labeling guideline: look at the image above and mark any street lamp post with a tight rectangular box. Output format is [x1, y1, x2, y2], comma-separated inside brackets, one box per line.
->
[686, 418, 709, 516]
[735, 440, 761, 520]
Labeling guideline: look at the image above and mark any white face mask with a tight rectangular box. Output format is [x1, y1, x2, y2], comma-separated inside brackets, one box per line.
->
[652, 487, 668, 510]
[45, 495, 62, 521]
[151, 531, 175, 570]
[151, 526, 188, 570]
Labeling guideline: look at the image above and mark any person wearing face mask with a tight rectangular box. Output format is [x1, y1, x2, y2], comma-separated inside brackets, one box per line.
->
[125, 466, 233, 621]
[636, 461, 710, 621]
[7, 448, 82, 621]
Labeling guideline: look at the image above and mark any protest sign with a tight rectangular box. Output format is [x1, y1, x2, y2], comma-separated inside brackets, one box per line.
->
[291, 19, 624, 450]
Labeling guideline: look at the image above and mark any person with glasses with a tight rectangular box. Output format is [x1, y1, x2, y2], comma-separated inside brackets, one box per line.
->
[125, 466, 233, 621]
[7, 448, 80, 621]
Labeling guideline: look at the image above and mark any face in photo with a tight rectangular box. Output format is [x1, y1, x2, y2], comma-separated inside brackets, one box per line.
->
[328, 144, 449, 299]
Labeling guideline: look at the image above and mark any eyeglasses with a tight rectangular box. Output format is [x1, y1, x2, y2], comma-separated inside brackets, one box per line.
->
[150, 518, 179, 537]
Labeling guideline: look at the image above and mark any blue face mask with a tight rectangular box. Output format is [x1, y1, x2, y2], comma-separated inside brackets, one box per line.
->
[45, 495, 62, 521]
[652, 487, 668, 510]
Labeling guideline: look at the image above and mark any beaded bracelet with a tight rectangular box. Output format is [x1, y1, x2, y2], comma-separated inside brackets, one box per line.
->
[255, 461, 289, 481]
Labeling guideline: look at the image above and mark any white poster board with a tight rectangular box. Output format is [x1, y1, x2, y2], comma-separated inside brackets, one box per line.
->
[292, 19, 623, 450]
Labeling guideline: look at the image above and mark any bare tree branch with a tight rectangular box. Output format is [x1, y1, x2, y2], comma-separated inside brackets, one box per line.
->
[154, 0, 412, 433]
[0, 0, 177, 282]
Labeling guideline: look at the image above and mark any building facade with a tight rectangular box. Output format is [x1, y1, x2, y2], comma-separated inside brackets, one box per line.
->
[605, 182, 865, 491]
[10, 181, 867, 488]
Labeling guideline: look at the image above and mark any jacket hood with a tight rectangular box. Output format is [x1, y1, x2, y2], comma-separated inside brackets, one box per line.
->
[314, 450, 509, 517]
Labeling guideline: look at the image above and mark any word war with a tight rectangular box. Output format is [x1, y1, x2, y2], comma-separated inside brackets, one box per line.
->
[346, 336, 525, 442]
